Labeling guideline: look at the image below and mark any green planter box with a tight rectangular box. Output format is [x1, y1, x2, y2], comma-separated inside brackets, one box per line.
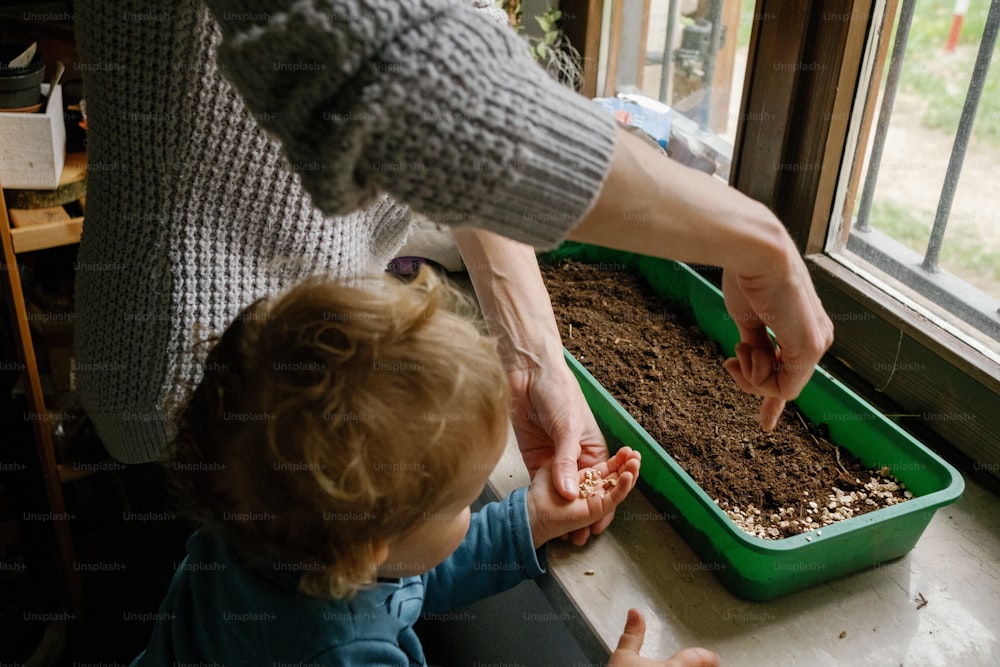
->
[541, 242, 965, 600]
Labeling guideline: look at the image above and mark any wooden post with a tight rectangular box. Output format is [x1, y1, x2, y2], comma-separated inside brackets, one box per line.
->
[561, 0, 606, 97]
[709, 0, 743, 134]
[944, 0, 970, 52]
[0, 181, 84, 618]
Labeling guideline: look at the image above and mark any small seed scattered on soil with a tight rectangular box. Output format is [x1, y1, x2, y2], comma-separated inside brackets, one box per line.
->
[714, 470, 911, 539]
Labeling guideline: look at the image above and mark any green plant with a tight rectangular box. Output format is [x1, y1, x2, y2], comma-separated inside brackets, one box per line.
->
[495, 1, 584, 91]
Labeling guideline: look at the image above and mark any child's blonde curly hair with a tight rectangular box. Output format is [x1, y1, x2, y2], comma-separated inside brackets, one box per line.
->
[167, 268, 510, 599]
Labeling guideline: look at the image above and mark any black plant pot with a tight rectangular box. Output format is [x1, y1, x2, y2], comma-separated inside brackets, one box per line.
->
[0, 45, 45, 110]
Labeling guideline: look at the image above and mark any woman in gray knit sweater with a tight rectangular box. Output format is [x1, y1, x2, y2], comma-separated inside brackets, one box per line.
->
[72, 1, 829, 663]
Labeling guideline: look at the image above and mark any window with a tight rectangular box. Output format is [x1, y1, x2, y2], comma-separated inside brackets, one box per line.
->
[819, 0, 1000, 479]
[593, 0, 757, 181]
[833, 0, 1000, 358]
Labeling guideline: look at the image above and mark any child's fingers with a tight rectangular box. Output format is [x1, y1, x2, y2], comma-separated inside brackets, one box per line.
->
[620, 456, 641, 488]
[604, 455, 641, 496]
[614, 608, 646, 655]
[580, 468, 635, 524]
[566, 525, 590, 546]
[579, 466, 634, 501]
[561, 449, 640, 536]
[613, 610, 719, 667]
[593, 447, 640, 478]
[588, 510, 615, 536]
[664, 647, 721, 667]
[578, 452, 639, 512]
[605, 469, 636, 507]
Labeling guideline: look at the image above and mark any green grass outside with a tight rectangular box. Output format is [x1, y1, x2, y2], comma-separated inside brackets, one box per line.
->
[870, 201, 1000, 284]
[893, 0, 1000, 148]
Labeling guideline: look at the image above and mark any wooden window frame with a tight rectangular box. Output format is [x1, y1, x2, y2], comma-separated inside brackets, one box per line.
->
[560, 0, 606, 98]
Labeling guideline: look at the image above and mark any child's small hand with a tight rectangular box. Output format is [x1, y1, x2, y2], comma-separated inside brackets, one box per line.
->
[609, 609, 720, 667]
[526, 447, 641, 548]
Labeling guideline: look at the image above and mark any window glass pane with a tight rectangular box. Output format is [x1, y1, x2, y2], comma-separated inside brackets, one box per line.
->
[606, 0, 755, 181]
[833, 0, 1000, 354]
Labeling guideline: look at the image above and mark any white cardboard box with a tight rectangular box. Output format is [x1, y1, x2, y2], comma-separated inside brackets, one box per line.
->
[0, 84, 66, 190]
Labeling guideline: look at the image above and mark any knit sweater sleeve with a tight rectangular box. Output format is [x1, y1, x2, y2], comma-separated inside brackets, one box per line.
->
[200, 0, 617, 249]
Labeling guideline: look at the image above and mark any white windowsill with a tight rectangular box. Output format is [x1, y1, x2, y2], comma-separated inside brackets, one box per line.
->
[487, 428, 1000, 665]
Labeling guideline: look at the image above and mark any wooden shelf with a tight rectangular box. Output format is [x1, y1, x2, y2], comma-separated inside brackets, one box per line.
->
[10, 216, 83, 254]
[1, 151, 87, 617]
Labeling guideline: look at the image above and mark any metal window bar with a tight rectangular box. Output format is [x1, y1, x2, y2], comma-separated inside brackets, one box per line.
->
[658, 0, 683, 105]
[850, 0, 1000, 342]
[923, 0, 1000, 272]
[855, 0, 917, 234]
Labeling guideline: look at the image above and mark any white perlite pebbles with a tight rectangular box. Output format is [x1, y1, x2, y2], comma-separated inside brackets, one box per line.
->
[715, 469, 914, 540]
[579, 468, 618, 499]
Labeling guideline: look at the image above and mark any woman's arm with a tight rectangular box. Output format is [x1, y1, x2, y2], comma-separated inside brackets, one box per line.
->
[201, 0, 617, 247]
[451, 229, 608, 510]
[569, 127, 835, 429]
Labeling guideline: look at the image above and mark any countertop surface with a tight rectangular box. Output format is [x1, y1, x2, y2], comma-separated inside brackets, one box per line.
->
[487, 433, 1000, 667]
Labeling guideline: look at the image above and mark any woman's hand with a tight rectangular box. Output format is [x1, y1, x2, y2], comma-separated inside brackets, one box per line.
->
[507, 359, 608, 491]
[720, 245, 834, 431]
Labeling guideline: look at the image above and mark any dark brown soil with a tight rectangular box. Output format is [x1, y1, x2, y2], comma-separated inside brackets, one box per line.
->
[541, 260, 910, 539]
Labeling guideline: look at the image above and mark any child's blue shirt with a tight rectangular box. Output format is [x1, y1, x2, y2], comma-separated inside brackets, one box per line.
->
[130, 488, 544, 666]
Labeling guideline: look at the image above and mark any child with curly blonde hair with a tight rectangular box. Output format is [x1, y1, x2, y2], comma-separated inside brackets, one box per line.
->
[130, 268, 716, 667]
